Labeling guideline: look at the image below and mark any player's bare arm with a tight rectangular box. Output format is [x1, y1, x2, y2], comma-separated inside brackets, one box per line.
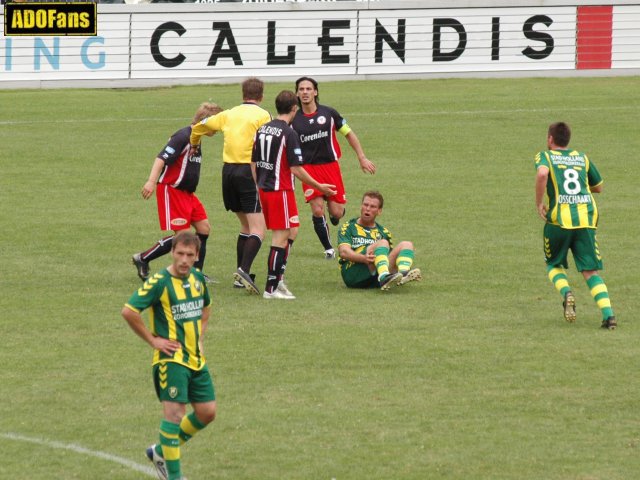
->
[345, 131, 376, 174]
[141, 157, 165, 199]
[121, 306, 181, 356]
[290, 165, 337, 196]
[338, 244, 373, 264]
[535, 166, 550, 221]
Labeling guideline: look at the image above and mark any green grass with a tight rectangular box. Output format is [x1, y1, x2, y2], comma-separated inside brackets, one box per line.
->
[1, 76, 639, 479]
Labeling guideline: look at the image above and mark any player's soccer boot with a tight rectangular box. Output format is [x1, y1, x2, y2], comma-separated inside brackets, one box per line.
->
[601, 316, 617, 330]
[398, 268, 423, 286]
[379, 272, 403, 291]
[324, 248, 336, 260]
[563, 291, 576, 323]
[132, 253, 150, 281]
[277, 280, 294, 297]
[202, 273, 218, 284]
[145, 444, 168, 480]
[263, 289, 295, 300]
[233, 272, 255, 289]
[234, 268, 260, 295]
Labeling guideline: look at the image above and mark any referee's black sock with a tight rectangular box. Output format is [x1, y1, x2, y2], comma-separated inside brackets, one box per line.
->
[240, 234, 262, 274]
[236, 233, 249, 269]
[312, 215, 333, 250]
[194, 233, 209, 271]
[141, 235, 174, 263]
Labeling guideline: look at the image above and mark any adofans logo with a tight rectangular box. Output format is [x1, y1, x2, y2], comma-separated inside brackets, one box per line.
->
[4, 2, 97, 36]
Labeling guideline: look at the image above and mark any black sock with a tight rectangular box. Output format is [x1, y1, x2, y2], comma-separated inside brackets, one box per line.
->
[266, 246, 286, 293]
[240, 234, 262, 274]
[329, 207, 345, 226]
[278, 239, 294, 282]
[236, 233, 249, 269]
[312, 215, 333, 250]
[194, 233, 209, 271]
[141, 235, 174, 263]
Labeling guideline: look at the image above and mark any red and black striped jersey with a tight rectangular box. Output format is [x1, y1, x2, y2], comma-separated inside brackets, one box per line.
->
[251, 119, 303, 192]
[291, 104, 351, 165]
[157, 125, 202, 193]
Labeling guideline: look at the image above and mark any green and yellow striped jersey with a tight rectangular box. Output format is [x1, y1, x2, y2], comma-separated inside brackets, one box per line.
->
[125, 268, 211, 371]
[535, 148, 603, 229]
[337, 218, 393, 270]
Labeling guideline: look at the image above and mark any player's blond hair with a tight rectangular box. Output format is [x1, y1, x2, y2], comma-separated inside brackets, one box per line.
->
[192, 102, 222, 124]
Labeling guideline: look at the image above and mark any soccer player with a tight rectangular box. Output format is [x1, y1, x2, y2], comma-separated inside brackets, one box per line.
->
[292, 76, 376, 259]
[337, 190, 422, 290]
[190, 77, 272, 293]
[535, 121, 616, 329]
[131, 102, 222, 283]
[122, 231, 217, 480]
[251, 90, 337, 299]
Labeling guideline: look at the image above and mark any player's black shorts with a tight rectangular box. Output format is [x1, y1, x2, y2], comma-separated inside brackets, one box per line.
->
[221, 163, 261, 214]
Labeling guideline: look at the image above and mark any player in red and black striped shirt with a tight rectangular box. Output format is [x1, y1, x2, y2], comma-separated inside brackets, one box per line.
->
[292, 77, 376, 259]
[131, 102, 222, 282]
[251, 90, 336, 299]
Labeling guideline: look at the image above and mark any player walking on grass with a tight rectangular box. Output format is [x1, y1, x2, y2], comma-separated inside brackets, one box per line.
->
[122, 232, 217, 480]
[131, 102, 222, 284]
[190, 77, 271, 293]
[337, 190, 422, 290]
[293, 76, 376, 260]
[251, 90, 337, 299]
[535, 121, 616, 330]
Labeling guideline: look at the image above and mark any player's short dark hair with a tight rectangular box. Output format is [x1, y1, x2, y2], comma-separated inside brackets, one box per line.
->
[192, 102, 223, 124]
[275, 90, 298, 115]
[242, 77, 264, 101]
[362, 190, 384, 209]
[548, 122, 571, 147]
[295, 76, 319, 104]
[172, 231, 201, 253]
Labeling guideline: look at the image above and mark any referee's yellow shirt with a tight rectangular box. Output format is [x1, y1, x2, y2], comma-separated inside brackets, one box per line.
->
[190, 102, 272, 165]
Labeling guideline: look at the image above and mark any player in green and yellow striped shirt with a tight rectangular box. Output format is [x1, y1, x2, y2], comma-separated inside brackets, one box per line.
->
[535, 122, 616, 330]
[337, 190, 422, 291]
[122, 231, 216, 480]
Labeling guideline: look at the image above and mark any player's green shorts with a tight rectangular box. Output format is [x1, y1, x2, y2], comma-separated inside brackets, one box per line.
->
[341, 263, 379, 289]
[153, 362, 216, 404]
[543, 223, 603, 272]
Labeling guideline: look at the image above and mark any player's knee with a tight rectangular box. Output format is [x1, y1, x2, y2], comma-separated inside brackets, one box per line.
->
[197, 405, 217, 425]
[397, 240, 414, 250]
[194, 221, 211, 236]
[328, 205, 344, 219]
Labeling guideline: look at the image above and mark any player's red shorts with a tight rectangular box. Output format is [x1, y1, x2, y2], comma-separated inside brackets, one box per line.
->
[302, 161, 346, 204]
[259, 189, 300, 230]
[156, 184, 207, 231]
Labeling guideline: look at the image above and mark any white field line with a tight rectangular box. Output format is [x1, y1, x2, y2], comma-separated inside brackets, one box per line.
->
[0, 105, 637, 126]
[2, 432, 157, 477]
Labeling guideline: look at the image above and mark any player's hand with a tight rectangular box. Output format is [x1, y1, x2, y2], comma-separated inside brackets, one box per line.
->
[141, 180, 155, 199]
[364, 251, 375, 264]
[151, 337, 181, 356]
[537, 203, 548, 221]
[320, 183, 337, 197]
[359, 157, 376, 175]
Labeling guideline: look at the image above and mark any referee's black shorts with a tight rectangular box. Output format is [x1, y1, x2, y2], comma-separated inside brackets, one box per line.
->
[221, 163, 261, 214]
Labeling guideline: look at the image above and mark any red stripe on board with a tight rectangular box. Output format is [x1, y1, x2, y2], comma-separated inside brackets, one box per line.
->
[576, 5, 613, 69]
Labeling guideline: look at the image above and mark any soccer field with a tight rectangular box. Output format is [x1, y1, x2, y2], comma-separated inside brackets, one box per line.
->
[1, 76, 639, 479]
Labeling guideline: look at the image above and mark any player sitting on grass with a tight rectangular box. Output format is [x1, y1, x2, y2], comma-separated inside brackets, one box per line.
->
[337, 190, 422, 291]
